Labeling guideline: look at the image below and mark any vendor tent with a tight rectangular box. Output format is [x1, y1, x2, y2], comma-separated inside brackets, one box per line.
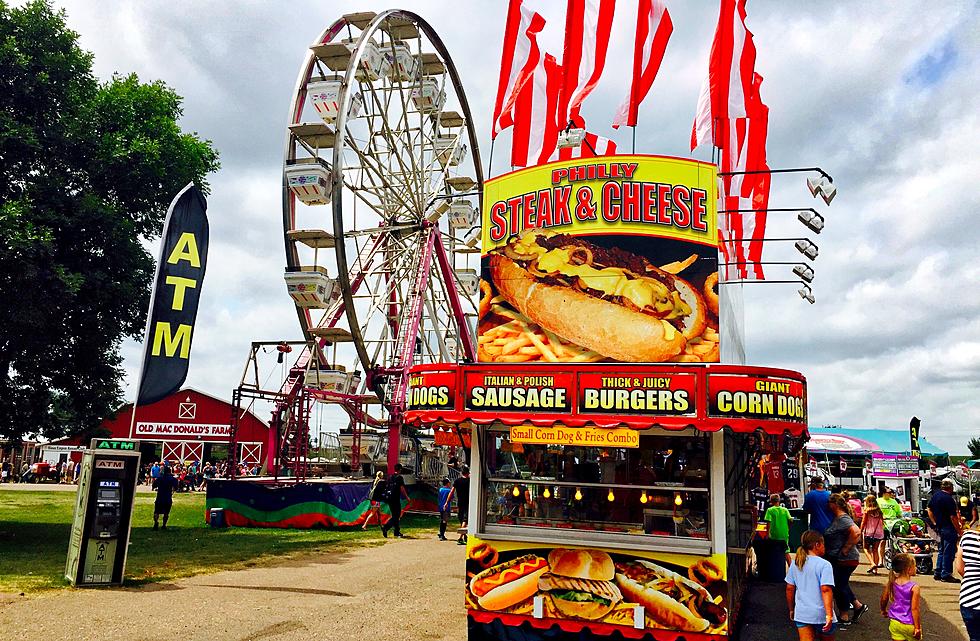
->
[807, 428, 947, 457]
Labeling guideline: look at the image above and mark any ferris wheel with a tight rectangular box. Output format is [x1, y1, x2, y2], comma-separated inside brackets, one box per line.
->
[280, 10, 482, 472]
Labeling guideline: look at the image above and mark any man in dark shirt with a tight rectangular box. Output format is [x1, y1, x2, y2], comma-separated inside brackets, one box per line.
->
[927, 479, 962, 582]
[447, 464, 470, 545]
[381, 464, 410, 538]
[152, 466, 179, 530]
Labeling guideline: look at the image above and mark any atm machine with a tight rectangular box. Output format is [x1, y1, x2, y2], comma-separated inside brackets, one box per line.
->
[65, 439, 141, 586]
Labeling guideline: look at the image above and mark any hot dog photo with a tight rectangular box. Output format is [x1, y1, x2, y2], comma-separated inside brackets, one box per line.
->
[478, 156, 720, 365]
[466, 539, 729, 636]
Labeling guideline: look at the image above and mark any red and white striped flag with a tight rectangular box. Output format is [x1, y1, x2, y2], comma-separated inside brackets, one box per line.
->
[558, 0, 616, 129]
[491, 1, 546, 139]
[691, 0, 769, 280]
[511, 53, 563, 167]
[551, 131, 618, 161]
[612, 0, 673, 129]
[690, 0, 758, 150]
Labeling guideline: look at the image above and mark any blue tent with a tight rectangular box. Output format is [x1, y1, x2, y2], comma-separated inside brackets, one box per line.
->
[807, 427, 948, 457]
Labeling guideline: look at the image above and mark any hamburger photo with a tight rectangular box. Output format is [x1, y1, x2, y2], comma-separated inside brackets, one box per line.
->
[537, 548, 623, 620]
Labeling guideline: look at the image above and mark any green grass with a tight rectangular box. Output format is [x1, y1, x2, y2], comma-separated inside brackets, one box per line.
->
[0, 489, 437, 593]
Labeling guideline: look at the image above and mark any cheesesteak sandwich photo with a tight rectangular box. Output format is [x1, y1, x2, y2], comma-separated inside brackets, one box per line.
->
[536, 548, 623, 620]
[487, 230, 708, 362]
[614, 559, 728, 632]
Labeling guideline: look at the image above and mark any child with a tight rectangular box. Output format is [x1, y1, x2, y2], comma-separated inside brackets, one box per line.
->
[765, 493, 793, 564]
[861, 495, 885, 574]
[362, 471, 385, 530]
[880, 553, 921, 641]
[786, 530, 837, 640]
[438, 477, 452, 541]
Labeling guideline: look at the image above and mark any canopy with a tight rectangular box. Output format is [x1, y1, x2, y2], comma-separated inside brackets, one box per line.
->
[807, 428, 947, 457]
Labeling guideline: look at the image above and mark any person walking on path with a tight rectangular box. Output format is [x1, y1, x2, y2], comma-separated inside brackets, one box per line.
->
[381, 464, 410, 538]
[878, 487, 905, 531]
[804, 478, 834, 534]
[880, 553, 921, 641]
[765, 493, 793, 564]
[446, 464, 470, 545]
[825, 493, 868, 626]
[437, 477, 452, 541]
[152, 466, 179, 530]
[861, 494, 886, 574]
[362, 471, 385, 530]
[960, 496, 978, 529]
[955, 522, 980, 640]
[786, 530, 837, 641]
[928, 479, 963, 583]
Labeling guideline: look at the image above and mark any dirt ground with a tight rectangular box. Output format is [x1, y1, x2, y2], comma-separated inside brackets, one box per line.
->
[0, 535, 466, 641]
[0, 535, 970, 641]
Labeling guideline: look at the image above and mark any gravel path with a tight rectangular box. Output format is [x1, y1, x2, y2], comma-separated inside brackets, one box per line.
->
[0, 535, 466, 641]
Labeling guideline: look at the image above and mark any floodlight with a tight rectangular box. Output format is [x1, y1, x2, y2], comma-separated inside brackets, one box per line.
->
[792, 265, 815, 283]
[795, 239, 819, 261]
[798, 210, 825, 234]
[557, 128, 586, 149]
[798, 285, 815, 304]
[806, 175, 837, 205]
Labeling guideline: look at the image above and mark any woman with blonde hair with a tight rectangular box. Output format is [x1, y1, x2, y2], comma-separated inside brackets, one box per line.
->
[362, 471, 386, 529]
[862, 494, 886, 574]
[786, 530, 837, 640]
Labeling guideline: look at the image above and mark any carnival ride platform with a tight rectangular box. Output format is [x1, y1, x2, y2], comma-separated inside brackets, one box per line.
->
[204, 477, 438, 529]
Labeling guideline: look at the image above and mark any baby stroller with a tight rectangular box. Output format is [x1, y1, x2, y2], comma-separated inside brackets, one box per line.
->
[882, 518, 934, 575]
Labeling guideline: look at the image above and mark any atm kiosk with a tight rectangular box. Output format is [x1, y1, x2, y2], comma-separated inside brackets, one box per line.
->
[65, 439, 141, 586]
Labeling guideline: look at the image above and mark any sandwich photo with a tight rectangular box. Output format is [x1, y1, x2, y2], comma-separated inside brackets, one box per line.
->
[480, 229, 718, 363]
[468, 554, 549, 611]
[614, 559, 728, 632]
[536, 548, 623, 620]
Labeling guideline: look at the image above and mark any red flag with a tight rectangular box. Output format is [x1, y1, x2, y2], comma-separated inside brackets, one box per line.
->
[491, 1, 546, 139]
[511, 53, 563, 167]
[612, 0, 673, 129]
[552, 131, 617, 161]
[558, 0, 615, 129]
[691, 0, 758, 150]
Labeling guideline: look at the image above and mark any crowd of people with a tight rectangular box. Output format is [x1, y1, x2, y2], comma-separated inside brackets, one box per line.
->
[139, 460, 260, 490]
[779, 477, 980, 641]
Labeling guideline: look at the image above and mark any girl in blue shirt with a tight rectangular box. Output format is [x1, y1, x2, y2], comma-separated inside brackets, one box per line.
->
[786, 530, 837, 640]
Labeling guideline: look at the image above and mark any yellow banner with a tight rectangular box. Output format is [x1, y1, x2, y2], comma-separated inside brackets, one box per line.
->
[482, 155, 717, 252]
[509, 424, 639, 448]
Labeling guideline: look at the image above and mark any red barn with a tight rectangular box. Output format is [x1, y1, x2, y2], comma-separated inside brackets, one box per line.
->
[44, 388, 269, 466]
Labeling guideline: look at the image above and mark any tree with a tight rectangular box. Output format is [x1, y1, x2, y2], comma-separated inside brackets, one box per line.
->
[0, 1, 219, 443]
[968, 437, 980, 459]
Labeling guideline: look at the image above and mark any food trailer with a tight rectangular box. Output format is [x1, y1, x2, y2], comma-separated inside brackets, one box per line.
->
[404, 156, 809, 641]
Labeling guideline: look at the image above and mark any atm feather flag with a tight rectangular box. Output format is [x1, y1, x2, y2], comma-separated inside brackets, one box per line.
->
[135, 183, 209, 406]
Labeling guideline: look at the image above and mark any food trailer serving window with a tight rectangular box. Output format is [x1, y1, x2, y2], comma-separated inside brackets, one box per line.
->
[480, 426, 712, 552]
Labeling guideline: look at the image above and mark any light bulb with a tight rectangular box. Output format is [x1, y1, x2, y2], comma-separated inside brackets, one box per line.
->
[607, 489, 615, 502]
[674, 493, 683, 506]
[512, 485, 520, 497]
[543, 487, 551, 499]
[574, 488, 583, 501]
[640, 490, 648, 504]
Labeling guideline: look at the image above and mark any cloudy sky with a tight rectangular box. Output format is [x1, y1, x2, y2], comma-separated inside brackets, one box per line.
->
[47, 1, 978, 453]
